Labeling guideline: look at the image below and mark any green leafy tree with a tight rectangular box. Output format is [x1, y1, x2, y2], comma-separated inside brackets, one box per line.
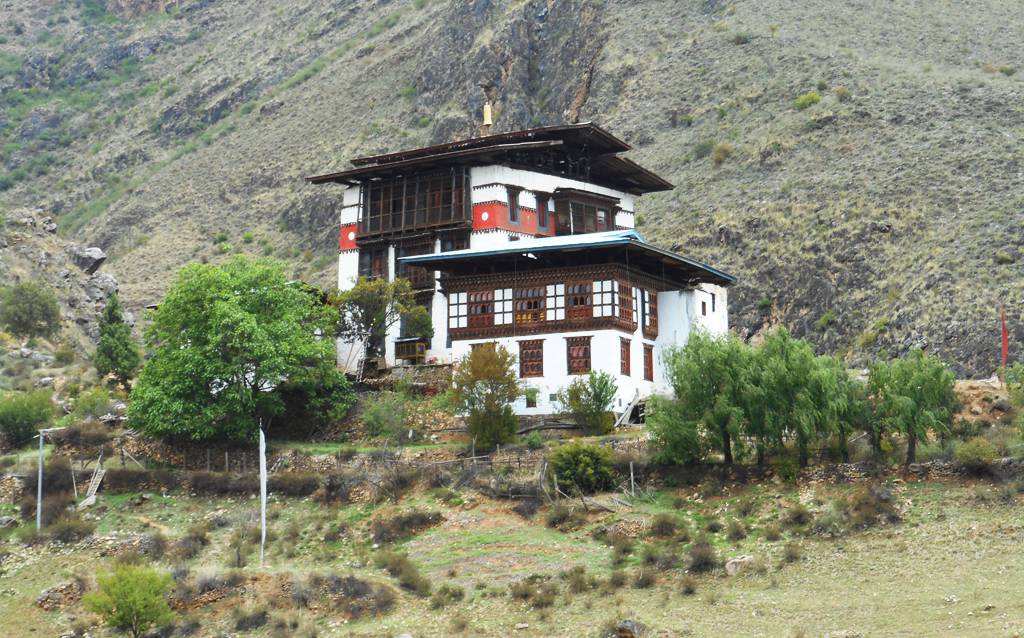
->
[556, 370, 618, 434]
[0, 389, 53, 447]
[868, 349, 956, 464]
[84, 564, 174, 638]
[451, 343, 521, 451]
[0, 281, 61, 339]
[651, 332, 751, 465]
[332, 277, 433, 357]
[128, 257, 347, 442]
[92, 293, 141, 389]
[549, 441, 615, 495]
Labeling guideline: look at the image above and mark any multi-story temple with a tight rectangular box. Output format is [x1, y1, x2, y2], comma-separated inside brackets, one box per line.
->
[308, 123, 734, 416]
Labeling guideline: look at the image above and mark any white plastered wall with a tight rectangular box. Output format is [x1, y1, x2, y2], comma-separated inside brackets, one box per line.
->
[470, 166, 637, 214]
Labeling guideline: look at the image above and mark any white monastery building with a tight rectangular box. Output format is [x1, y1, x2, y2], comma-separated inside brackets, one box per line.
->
[308, 123, 735, 416]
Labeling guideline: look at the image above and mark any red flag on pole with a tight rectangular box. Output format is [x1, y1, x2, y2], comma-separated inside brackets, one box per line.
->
[1001, 304, 1009, 370]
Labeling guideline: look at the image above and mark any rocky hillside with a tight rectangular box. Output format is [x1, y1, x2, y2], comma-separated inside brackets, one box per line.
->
[1, 0, 1022, 375]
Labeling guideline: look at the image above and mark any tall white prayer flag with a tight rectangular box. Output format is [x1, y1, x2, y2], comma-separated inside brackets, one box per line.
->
[259, 428, 267, 566]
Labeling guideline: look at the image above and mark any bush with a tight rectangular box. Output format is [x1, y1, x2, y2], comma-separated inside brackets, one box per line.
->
[555, 370, 617, 434]
[711, 143, 733, 166]
[782, 503, 811, 528]
[544, 503, 586, 531]
[370, 509, 443, 543]
[688, 538, 717, 572]
[429, 583, 465, 609]
[833, 85, 851, 102]
[561, 565, 598, 593]
[0, 282, 61, 338]
[46, 515, 96, 543]
[361, 391, 408, 439]
[633, 567, 657, 588]
[650, 513, 678, 537]
[549, 441, 615, 495]
[524, 432, 544, 450]
[845, 485, 901, 528]
[21, 456, 75, 497]
[693, 139, 716, 159]
[234, 609, 269, 631]
[0, 389, 53, 447]
[268, 473, 320, 496]
[955, 437, 997, 472]
[176, 525, 210, 559]
[793, 91, 821, 110]
[681, 575, 697, 595]
[705, 518, 723, 533]
[104, 469, 179, 493]
[764, 524, 782, 541]
[58, 421, 112, 448]
[782, 541, 802, 563]
[726, 519, 747, 541]
[84, 564, 174, 638]
[374, 550, 431, 597]
[610, 535, 634, 565]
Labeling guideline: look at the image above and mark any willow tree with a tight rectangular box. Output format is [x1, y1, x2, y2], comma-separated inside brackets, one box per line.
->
[868, 349, 956, 464]
[650, 331, 751, 465]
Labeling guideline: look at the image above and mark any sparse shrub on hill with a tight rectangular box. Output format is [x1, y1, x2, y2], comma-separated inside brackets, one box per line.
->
[793, 91, 821, 110]
[370, 509, 443, 544]
[0, 389, 53, 447]
[688, 538, 718, 572]
[549, 441, 615, 495]
[711, 142, 733, 166]
[845, 484, 900, 528]
[268, 472, 320, 497]
[650, 513, 678, 537]
[360, 390, 409, 440]
[374, 550, 431, 597]
[84, 564, 174, 638]
[954, 437, 997, 473]
[429, 583, 465, 609]
[0, 281, 61, 339]
[833, 85, 851, 102]
[544, 503, 586, 531]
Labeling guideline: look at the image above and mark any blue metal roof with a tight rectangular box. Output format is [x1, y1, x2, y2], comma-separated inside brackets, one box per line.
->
[398, 229, 736, 285]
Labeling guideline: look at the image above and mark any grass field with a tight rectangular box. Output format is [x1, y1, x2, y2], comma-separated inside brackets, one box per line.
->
[1, 476, 1022, 637]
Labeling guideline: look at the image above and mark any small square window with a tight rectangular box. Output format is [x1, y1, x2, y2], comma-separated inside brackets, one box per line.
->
[526, 394, 537, 408]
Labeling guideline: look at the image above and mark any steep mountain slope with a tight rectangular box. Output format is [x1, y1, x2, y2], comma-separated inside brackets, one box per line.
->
[0, 0, 1022, 375]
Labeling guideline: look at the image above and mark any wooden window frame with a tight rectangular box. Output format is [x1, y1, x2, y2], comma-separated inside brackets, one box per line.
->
[567, 336, 592, 375]
[519, 339, 544, 378]
[507, 186, 521, 224]
[566, 282, 593, 319]
[358, 247, 388, 279]
[515, 286, 546, 324]
[620, 338, 631, 376]
[643, 344, 654, 381]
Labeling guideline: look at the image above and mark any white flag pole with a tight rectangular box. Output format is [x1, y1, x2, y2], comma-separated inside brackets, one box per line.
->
[36, 432, 44, 530]
[259, 427, 267, 567]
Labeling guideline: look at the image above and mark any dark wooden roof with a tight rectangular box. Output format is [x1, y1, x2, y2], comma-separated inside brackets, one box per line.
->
[306, 123, 673, 195]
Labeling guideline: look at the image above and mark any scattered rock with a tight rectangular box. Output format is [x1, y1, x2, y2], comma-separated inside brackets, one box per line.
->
[725, 555, 756, 576]
[67, 246, 108, 275]
[989, 398, 1011, 413]
[85, 272, 118, 302]
[35, 377, 55, 388]
[514, 624, 529, 630]
[602, 619, 648, 638]
[35, 579, 85, 611]
[0, 516, 17, 529]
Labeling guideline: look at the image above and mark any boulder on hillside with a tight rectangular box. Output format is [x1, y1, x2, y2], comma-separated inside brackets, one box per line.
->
[85, 272, 118, 302]
[68, 246, 107, 274]
[602, 620, 649, 638]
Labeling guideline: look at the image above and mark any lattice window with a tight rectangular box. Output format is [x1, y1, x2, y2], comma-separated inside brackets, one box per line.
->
[515, 287, 546, 324]
[358, 248, 388, 279]
[545, 284, 566, 321]
[641, 289, 658, 337]
[643, 344, 654, 381]
[620, 338, 631, 376]
[468, 291, 494, 328]
[448, 292, 468, 329]
[566, 282, 593, 319]
[567, 336, 592, 375]
[519, 339, 544, 378]
[616, 283, 634, 322]
[494, 288, 513, 325]
[592, 280, 618, 318]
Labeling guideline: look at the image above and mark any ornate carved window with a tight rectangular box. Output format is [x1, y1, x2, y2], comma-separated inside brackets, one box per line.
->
[567, 336, 592, 375]
[618, 283, 634, 322]
[358, 247, 388, 279]
[467, 291, 494, 328]
[515, 286, 546, 324]
[519, 339, 543, 378]
[566, 282, 593, 319]
[620, 338, 631, 376]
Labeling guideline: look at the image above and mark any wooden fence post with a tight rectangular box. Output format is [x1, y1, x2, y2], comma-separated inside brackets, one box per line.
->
[225, 451, 229, 473]
[206, 449, 211, 472]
